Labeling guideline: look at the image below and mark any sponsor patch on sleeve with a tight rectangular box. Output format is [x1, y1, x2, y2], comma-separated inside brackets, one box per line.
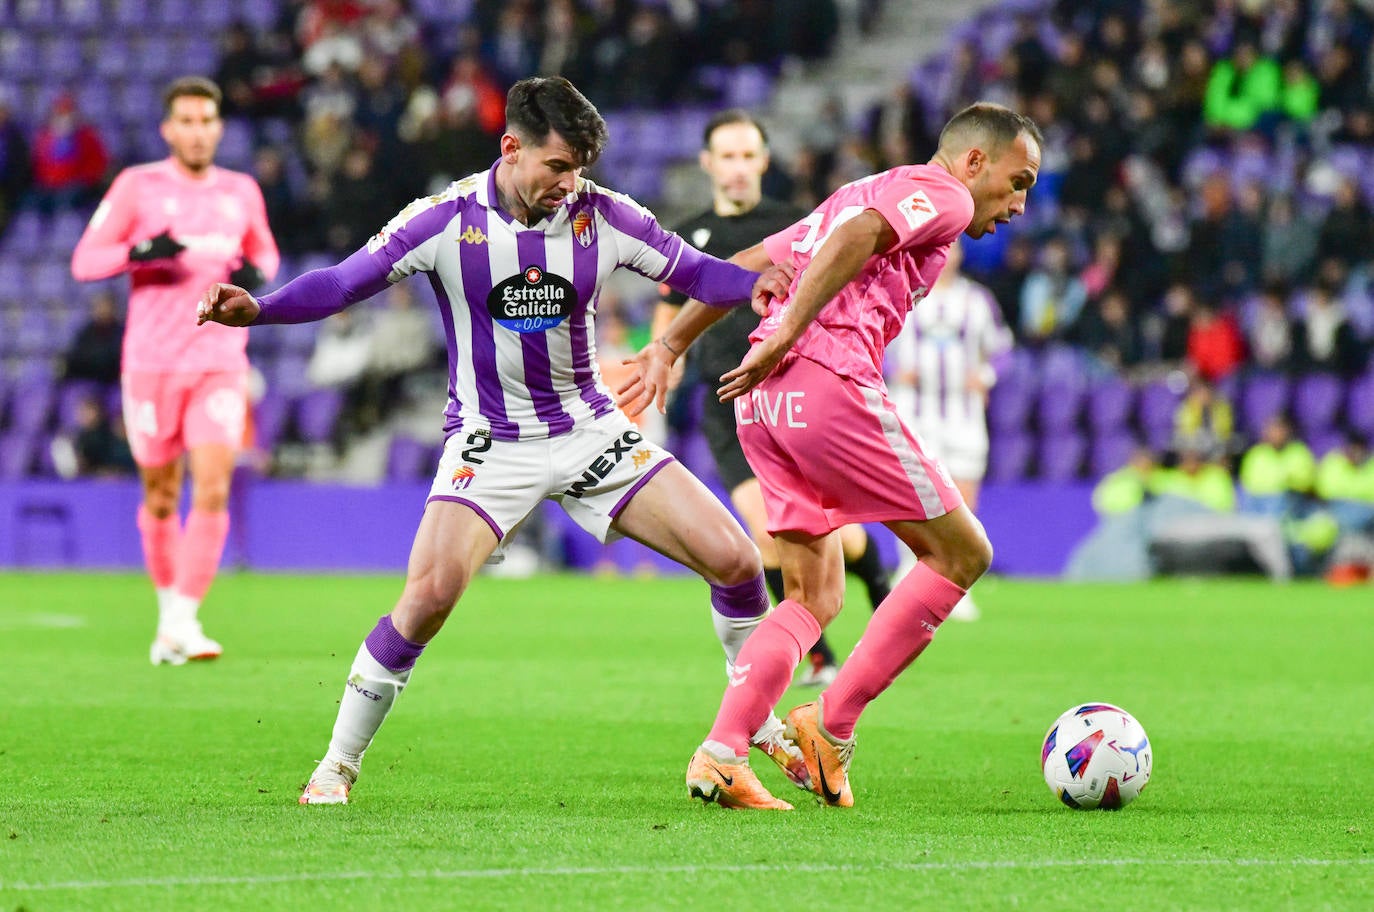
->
[896, 189, 939, 231]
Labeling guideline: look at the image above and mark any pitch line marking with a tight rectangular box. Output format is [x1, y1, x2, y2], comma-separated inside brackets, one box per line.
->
[5, 857, 1373, 892]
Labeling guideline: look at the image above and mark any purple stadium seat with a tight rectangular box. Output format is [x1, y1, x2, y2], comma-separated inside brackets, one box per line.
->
[1346, 371, 1374, 438]
[32, 261, 74, 302]
[0, 431, 37, 480]
[1306, 429, 1346, 458]
[1037, 431, 1086, 481]
[0, 257, 30, 301]
[1087, 377, 1134, 433]
[252, 391, 291, 452]
[1239, 372, 1292, 439]
[1037, 383, 1085, 431]
[1090, 431, 1139, 477]
[0, 211, 46, 256]
[1291, 373, 1345, 437]
[9, 381, 54, 433]
[987, 431, 1033, 482]
[267, 353, 312, 398]
[1039, 344, 1089, 392]
[386, 435, 433, 481]
[41, 35, 86, 80]
[988, 382, 1034, 433]
[110, 0, 151, 26]
[1136, 381, 1183, 435]
[93, 41, 135, 79]
[59, 0, 104, 30]
[294, 388, 344, 444]
[13, 310, 58, 357]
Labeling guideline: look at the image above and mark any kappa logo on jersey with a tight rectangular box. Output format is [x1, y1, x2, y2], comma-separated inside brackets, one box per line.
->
[451, 465, 476, 490]
[458, 226, 488, 245]
[572, 211, 595, 247]
[631, 448, 652, 469]
[487, 265, 577, 333]
[691, 227, 711, 248]
[896, 189, 939, 231]
[563, 430, 645, 498]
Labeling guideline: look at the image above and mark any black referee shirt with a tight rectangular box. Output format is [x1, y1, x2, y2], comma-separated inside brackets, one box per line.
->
[662, 197, 806, 378]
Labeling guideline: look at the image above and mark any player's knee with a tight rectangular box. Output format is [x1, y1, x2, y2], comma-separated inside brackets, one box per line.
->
[950, 527, 993, 588]
[711, 535, 764, 587]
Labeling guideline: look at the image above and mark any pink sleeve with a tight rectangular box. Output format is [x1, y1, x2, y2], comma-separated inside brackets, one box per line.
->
[763, 220, 803, 264]
[240, 178, 280, 280]
[71, 170, 139, 281]
[870, 176, 972, 254]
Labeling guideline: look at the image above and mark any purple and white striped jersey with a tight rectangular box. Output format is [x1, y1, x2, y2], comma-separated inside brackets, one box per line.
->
[890, 274, 1013, 429]
[253, 163, 758, 440]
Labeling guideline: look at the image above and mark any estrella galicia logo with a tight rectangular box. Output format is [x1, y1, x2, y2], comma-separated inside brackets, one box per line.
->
[487, 265, 577, 333]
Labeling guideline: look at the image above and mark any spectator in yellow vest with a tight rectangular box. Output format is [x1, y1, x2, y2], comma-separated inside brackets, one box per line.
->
[1151, 440, 1236, 513]
[1239, 414, 1315, 516]
[1092, 446, 1157, 516]
[1315, 433, 1374, 534]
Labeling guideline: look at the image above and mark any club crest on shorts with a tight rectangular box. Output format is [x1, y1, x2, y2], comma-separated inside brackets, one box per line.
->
[451, 465, 476, 490]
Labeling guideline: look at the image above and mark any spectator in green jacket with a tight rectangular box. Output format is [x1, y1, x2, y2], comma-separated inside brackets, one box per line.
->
[1151, 439, 1236, 513]
[1239, 414, 1315, 519]
[1092, 446, 1158, 516]
[1315, 433, 1374, 533]
[1204, 41, 1281, 132]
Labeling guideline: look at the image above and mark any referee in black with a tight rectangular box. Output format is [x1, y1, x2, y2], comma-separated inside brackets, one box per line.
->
[652, 109, 891, 687]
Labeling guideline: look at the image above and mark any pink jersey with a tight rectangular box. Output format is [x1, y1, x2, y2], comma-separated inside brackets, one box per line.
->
[71, 159, 279, 373]
[758, 164, 973, 391]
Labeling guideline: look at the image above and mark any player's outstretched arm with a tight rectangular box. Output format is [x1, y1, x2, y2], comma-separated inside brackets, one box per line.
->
[198, 283, 259, 326]
[717, 211, 892, 402]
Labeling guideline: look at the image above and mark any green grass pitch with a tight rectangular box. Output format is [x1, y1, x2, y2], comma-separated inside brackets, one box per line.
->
[1, 571, 1370, 910]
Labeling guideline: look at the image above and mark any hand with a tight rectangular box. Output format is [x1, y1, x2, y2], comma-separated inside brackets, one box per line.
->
[614, 338, 676, 417]
[129, 230, 186, 262]
[198, 283, 260, 327]
[717, 335, 788, 403]
[751, 261, 794, 316]
[229, 259, 266, 291]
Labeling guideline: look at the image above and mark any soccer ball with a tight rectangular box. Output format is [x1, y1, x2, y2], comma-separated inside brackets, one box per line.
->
[1041, 702, 1152, 809]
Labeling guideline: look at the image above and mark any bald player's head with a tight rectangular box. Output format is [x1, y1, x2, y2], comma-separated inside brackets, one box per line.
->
[936, 102, 1043, 160]
[932, 102, 1042, 238]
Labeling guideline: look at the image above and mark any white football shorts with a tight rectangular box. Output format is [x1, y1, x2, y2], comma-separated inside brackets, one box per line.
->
[426, 410, 675, 544]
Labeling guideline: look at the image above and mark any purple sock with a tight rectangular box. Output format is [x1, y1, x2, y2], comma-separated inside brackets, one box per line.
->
[710, 574, 769, 619]
[363, 615, 426, 672]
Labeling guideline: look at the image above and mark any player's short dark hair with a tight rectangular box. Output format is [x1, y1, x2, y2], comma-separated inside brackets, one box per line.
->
[938, 102, 1043, 158]
[505, 77, 608, 168]
[162, 76, 222, 118]
[702, 109, 769, 149]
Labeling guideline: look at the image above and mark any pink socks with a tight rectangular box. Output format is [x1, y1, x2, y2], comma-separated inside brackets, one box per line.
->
[706, 599, 820, 756]
[174, 509, 230, 601]
[821, 562, 965, 740]
[136, 505, 180, 589]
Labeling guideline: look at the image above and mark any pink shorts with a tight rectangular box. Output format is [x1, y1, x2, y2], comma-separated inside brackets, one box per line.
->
[735, 355, 963, 536]
[121, 370, 248, 466]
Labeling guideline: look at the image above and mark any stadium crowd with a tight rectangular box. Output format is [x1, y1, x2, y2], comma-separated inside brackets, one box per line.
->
[0, 0, 1372, 577]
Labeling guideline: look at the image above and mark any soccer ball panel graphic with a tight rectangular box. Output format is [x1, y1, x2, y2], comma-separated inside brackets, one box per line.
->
[1041, 702, 1151, 809]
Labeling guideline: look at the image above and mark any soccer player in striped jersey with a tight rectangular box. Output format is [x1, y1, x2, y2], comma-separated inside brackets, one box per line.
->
[621, 102, 1041, 809]
[888, 239, 1013, 620]
[199, 77, 804, 807]
[71, 77, 279, 666]
[651, 109, 890, 689]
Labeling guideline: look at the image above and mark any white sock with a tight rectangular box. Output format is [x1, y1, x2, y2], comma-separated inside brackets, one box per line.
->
[325, 642, 412, 769]
[158, 589, 198, 629]
[714, 609, 766, 668]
